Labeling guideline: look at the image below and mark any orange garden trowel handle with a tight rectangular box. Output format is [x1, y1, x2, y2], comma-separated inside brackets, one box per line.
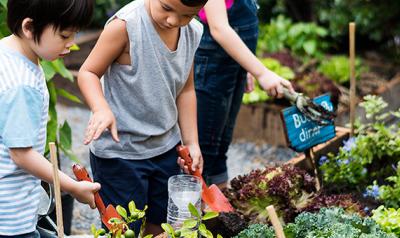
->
[72, 164, 106, 215]
[176, 145, 208, 192]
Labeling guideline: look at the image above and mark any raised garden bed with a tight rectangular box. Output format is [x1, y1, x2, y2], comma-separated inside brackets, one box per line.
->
[233, 73, 400, 146]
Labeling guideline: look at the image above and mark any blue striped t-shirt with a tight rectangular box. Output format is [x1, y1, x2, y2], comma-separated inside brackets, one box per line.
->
[0, 42, 49, 235]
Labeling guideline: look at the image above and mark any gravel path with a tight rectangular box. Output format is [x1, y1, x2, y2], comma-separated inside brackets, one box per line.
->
[56, 104, 297, 235]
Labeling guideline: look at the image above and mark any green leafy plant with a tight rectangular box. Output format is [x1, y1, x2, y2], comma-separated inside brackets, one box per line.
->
[317, 55, 368, 84]
[287, 207, 395, 238]
[375, 162, 400, 208]
[372, 205, 400, 237]
[233, 224, 275, 238]
[226, 165, 363, 224]
[320, 95, 400, 198]
[91, 200, 153, 238]
[285, 22, 329, 59]
[257, 15, 331, 59]
[0, 1, 9, 38]
[42, 58, 82, 162]
[314, 0, 400, 44]
[235, 208, 395, 238]
[226, 165, 316, 223]
[257, 15, 292, 55]
[242, 57, 294, 104]
[161, 203, 220, 238]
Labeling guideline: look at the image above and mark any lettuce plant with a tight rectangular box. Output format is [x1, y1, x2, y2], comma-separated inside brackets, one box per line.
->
[226, 165, 363, 223]
[317, 55, 368, 84]
[226, 165, 316, 223]
[372, 206, 400, 236]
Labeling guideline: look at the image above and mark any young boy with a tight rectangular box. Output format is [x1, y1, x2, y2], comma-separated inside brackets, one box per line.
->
[77, 0, 206, 235]
[0, 0, 100, 237]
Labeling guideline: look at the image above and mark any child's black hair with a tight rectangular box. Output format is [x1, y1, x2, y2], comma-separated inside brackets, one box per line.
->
[181, 0, 208, 7]
[7, 0, 94, 42]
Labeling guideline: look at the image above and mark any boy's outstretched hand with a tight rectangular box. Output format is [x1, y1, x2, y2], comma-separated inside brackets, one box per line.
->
[256, 70, 294, 98]
[71, 181, 101, 209]
[177, 144, 203, 175]
[84, 108, 120, 145]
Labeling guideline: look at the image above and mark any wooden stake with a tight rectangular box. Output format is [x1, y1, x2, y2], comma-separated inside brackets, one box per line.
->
[49, 142, 64, 238]
[349, 22, 356, 136]
[266, 205, 286, 238]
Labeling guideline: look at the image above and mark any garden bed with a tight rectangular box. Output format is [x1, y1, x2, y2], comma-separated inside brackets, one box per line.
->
[233, 72, 400, 146]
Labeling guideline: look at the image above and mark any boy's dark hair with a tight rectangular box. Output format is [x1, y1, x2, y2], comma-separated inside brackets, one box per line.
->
[181, 0, 208, 7]
[7, 0, 94, 42]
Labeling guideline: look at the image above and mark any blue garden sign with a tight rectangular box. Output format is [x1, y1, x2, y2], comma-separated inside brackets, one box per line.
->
[281, 94, 336, 152]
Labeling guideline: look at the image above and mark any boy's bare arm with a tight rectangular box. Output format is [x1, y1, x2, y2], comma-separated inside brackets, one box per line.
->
[204, 0, 293, 97]
[78, 19, 128, 144]
[177, 65, 203, 173]
[9, 148, 100, 208]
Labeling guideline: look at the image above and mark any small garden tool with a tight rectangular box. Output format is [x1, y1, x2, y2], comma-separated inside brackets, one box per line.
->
[282, 87, 336, 125]
[72, 164, 122, 230]
[177, 145, 234, 213]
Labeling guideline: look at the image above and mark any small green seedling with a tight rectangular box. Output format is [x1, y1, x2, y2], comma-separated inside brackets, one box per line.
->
[161, 203, 222, 238]
[91, 200, 153, 238]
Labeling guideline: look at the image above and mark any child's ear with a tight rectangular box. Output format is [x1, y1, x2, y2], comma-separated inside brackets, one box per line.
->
[21, 18, 35, 40]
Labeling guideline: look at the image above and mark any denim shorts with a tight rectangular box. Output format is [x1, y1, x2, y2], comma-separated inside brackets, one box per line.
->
[90, 145, 181, 231]
[195, 0, 259, 185]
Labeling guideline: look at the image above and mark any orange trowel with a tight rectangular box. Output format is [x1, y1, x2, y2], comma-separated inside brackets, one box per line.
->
[72, 164, 122, 230]
[177, 145, 234, 212]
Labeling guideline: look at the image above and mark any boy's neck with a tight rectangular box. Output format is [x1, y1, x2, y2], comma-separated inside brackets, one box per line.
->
[3, 35, 40, 65]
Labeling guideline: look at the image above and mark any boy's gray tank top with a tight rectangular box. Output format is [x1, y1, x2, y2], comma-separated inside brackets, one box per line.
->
[90, 0, 203, 160]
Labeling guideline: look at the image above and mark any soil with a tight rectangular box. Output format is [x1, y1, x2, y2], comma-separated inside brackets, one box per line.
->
[204, 212, 248, 238]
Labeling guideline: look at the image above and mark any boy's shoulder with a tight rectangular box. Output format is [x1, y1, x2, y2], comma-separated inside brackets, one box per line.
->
[187, 18, 204, 36]
[0, 49, 44, 93]
[107, 0, 144, 24]
[182, 18, 203, 47]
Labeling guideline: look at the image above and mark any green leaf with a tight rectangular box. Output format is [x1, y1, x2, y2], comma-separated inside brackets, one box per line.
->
[59, 145, 80, 163]
[91, 224, 97, 235]
[41, 61, 57, 81]
[143, 235, 153, 238]
[116, 205, 128, 220]
[202, 212, 218, 221]
[188, 203, 200, 218]
[161, 223, 175, 237]
[0, 0, 7, 9]
[96, 228, 106, 237]
[128, 200, 136, 215]
[217, 235, 223, 238]
[70, 44, 80, 51]
[303, 40, 316, 55]
[51, 59, 74, 81]
[198, 224, 213, 238]
[56, 88, 82, 103]
[182, 219, 197, 229]
[59, 121, 72, 150]
[184, 231, 198, 238]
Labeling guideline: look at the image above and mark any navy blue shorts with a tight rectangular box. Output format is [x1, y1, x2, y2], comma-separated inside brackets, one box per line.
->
[90, 145, 181, 230]
[0, 230, 40, 238]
